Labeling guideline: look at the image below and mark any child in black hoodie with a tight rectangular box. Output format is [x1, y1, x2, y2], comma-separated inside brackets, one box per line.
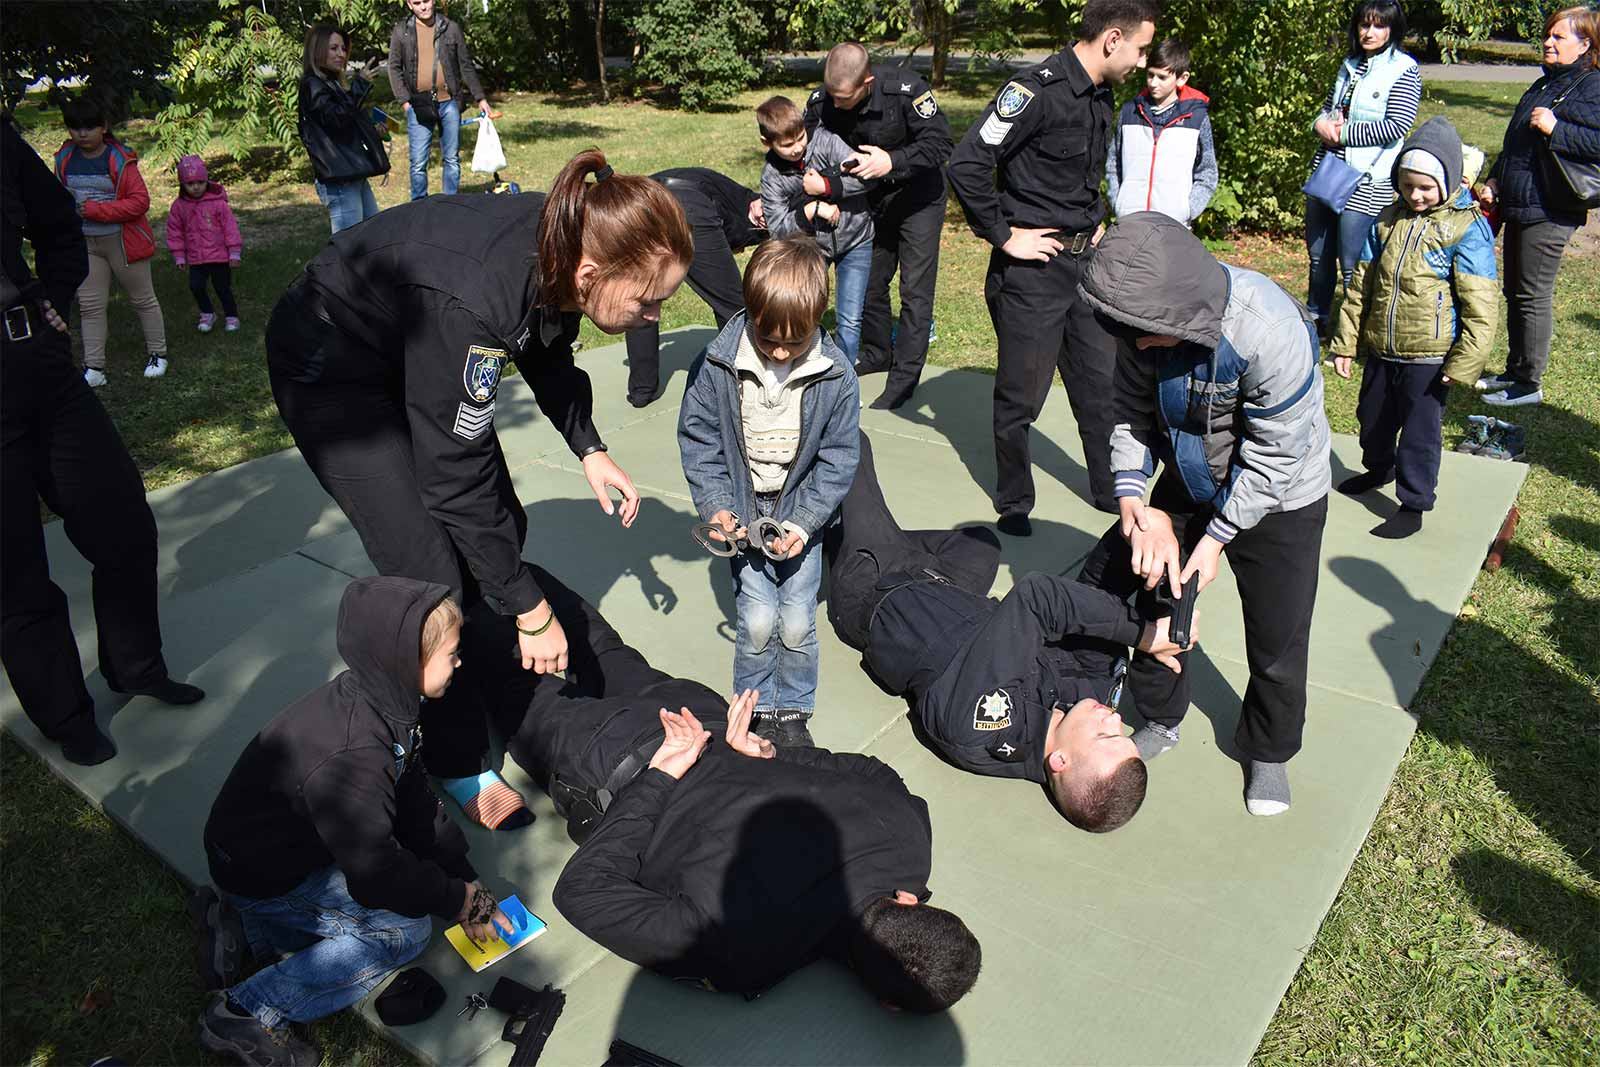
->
[193, 576, 508, 1065]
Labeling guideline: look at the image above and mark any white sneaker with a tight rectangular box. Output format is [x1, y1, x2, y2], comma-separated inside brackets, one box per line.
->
[143, 355, 168, 378]
[83, 367, 108, 388]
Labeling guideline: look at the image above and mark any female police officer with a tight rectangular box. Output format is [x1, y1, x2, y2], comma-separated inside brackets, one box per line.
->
[265, 148, 692, 829]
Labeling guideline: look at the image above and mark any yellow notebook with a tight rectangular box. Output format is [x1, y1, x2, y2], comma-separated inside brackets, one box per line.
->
[444, 894, 547, 973]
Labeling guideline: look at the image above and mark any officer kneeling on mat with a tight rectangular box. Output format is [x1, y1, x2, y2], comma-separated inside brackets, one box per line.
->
[472, 565, 981, 1013]
[821, 431, 1193, 833]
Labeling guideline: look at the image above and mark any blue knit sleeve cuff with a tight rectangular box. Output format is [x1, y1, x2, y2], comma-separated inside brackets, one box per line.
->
[1113, 471, 1149, 499]
[1205, 515, 1239, 545]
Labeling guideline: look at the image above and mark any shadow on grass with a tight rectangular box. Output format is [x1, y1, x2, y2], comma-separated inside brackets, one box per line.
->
[1425, 85, 1520, 120]
[1454, 848, 1600, 1004]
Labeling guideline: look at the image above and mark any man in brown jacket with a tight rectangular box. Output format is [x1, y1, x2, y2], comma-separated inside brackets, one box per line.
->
[388, 0, 491, 199]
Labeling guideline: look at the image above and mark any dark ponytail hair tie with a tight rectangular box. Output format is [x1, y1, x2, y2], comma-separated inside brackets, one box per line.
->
[593, 165, 614, 183]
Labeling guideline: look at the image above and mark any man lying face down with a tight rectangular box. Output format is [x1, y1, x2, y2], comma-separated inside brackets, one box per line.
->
[822, 432, 1192, 833]
[480, 565, 981, 1013]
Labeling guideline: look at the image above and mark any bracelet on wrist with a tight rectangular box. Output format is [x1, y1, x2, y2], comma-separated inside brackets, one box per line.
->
[516, 607, 555, 638]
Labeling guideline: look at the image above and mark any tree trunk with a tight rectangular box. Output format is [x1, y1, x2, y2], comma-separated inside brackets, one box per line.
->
[594, 0, 608, 102]
[929, 2, 951, 89]
[567, 0, 599, 80]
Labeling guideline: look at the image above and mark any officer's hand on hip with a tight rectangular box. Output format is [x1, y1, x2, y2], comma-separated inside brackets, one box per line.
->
[1001, 228, 1064, 262]
[648, 707, 712, 780]
[515, 603, 568, 674]
[39, 299, 68, 335]
[848, 145, 893, 180]
[582, 451, 642, 528]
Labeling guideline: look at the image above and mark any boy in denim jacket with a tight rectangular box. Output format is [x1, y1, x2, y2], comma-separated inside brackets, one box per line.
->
[678, 238, 861, 745]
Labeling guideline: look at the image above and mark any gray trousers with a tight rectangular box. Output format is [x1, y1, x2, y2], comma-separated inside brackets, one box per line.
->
[1503, 218, 1577, 386]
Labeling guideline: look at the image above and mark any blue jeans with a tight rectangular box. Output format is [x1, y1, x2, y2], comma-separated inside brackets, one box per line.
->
[224, 866, 432, 1028]
[730, 536, 823, 716]
[407, 98, 461, 200]
[831, 241, 873, 361]
[315, 179, 379, 235]
[1304, 199, 1380, 332]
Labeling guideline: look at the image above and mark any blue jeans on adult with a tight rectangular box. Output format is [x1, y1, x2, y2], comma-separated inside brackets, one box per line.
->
[1304, 199, 1380, 334]
[731, 536, 823, 717]
[831, 240, 873, 362]
[315, 179, 379, 235]
[223, 866, 432, 1028]
[407, 98, 461, 200]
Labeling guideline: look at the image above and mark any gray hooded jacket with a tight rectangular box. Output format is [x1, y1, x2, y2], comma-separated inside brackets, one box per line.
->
[760, 125, 874, 261]
[1078, 212, 1331, 542]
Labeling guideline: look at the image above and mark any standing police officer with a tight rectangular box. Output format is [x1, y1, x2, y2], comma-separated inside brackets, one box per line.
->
[947, 0, 1158, 536]
[805, 42, 952, 410]
[623, 167, 766, 408]
[2, 114, 203, 767]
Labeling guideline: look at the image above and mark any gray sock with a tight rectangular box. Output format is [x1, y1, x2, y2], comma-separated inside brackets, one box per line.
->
[1131, 722, 1180, 761]
[1245, 760, 1291, 816]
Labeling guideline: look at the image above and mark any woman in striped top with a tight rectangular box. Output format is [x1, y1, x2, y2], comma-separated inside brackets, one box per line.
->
[1304, 0, 1422, 338]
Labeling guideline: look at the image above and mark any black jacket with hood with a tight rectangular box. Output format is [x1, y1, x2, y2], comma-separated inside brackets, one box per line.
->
[204, 577, 475, 918]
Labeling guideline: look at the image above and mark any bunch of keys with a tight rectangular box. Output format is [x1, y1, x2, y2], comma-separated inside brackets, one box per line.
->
[690, 512, 789, 562]
[457, 992, 488, 1020]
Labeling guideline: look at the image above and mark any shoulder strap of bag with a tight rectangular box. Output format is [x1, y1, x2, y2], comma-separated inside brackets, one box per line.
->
[1551, 69, 1594, 108]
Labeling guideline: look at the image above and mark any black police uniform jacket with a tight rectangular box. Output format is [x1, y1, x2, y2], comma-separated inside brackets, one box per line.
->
[948, 47, 1114, 246]
[274, 193, 601, 618]
[2, 115, 87, 321]
[651, 167, 765, 249]
[803, 65, 954, 207]
[553, 743, 933, 996]
[204, 577, 476, 918]
[865, 572, 1144, 783]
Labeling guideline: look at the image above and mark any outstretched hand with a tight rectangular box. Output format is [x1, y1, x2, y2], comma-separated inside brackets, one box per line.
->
[724, 688, 774, 760]
[647, 707, 711, 780]
[582, 451, 641, 527]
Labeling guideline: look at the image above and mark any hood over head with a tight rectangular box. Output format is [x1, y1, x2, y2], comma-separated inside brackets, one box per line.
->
[1391, 115, 1463, 198]
[336, 576, 453, 725]
[1077, 212, 1230, 348]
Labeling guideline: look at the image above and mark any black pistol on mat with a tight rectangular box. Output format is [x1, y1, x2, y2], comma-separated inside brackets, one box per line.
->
[489, 977, 565, 1066]
[604, 1039, 683, 1066]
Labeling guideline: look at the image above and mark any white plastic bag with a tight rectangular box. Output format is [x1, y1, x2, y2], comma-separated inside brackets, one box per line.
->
[472, 117, 507, 174]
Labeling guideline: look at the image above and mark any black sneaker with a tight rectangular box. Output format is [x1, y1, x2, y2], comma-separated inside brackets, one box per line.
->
[751, 715, 782, 745]
[197, 992, 320, 1067]
[772, 712, 814, 748]
[189, 886, 247, 990]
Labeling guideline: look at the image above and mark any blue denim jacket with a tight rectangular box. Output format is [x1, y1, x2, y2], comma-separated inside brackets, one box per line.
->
[678, 312, 860, 540]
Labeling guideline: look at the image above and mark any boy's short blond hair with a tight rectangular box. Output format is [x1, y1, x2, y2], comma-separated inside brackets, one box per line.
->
[755, 95, 804, 143]
[743, 238, 828, 342]
[420, 595, 463, 663]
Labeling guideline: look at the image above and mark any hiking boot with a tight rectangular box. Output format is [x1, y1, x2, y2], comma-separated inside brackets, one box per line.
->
[1482, 383, 1542, 407]
[1479, 423, 1526, 462]
[189, 886, 247, 990]
[751, 714, 782, 745]
[771, 712, 815, 748]
[1455, 414, 1493, 454]
[197, 992, 320, 1067]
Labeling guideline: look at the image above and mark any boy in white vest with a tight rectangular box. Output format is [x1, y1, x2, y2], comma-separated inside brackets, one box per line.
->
[1106, 38, 1217, 227]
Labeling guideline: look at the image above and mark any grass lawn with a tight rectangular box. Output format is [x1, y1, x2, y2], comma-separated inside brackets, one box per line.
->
[2, 78, 1595, 1066]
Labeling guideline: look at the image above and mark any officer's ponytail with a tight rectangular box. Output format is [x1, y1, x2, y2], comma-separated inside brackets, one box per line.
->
[538, 148, 693, 311]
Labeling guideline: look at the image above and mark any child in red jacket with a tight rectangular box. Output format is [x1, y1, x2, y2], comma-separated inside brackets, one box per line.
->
[168, 155, 244, 333]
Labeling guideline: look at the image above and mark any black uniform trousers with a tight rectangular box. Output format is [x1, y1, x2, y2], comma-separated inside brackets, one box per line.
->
[986, 245, 1119, 517]
[623, 222, 745, 404]
[268, 315, 523, 778]
[1356, 358, 1446, 512]
[1074, 475, 1328, 763]
[858, 184, 946, 405]
[823, 431, 1002, 651]
[1, 325, 168, 737]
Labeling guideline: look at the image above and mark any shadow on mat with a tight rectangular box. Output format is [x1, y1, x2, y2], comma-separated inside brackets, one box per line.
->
[1453, 849, 1600, 1004]
[617, 326, 718, 411]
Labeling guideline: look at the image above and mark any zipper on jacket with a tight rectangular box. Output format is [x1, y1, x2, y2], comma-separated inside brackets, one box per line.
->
[1385, 216, 1424, 352]
[1434, 291, 1442, 340]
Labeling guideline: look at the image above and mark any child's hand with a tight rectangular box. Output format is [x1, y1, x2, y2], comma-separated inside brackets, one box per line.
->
[802, 169, 828, 197]
[770, 530, 806, 559]
[1334, 355, 1353, 379]
[1441, 374, 1453, 386]
[707, 509, 745, 544]
[803, 201, 820, 221]
[229, 256, 241, 266]
[174, 259, 186, 271]
[816, 201, 841, 225]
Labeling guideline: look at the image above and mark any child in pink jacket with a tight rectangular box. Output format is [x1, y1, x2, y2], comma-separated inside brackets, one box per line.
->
[167, 155, 243, 332]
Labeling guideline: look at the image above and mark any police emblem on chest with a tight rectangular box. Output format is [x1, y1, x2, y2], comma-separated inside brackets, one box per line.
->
[464, 345, 508, 403]
[974, 688, 1014, 730]
[913, 90, 939, 119]
[996, 82, 1035, 119]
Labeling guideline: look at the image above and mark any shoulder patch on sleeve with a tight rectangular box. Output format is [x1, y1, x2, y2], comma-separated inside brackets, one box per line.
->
[808, 88, 825, 104]
[996, 82, 1035, 119]
[463, 345, 508, 403]
[912, 90, 939, 119]
[452, 398, 496, 441]
[978, 112, 1013, 146]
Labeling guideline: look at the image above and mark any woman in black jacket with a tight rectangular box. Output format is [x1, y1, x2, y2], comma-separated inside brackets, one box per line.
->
[297, 23, 390, 234]
[1476, 6, 1600, 407]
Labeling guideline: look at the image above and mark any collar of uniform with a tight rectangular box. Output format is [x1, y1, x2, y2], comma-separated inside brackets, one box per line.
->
[1056, 46, 1098, 97]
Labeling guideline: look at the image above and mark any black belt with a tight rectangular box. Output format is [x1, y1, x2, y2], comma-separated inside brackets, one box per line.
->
[3, 303, 33, 342]
[1045, 229, 1094, 256]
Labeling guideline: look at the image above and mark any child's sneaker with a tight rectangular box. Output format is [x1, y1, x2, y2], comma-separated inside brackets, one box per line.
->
[1479, 422, 1526, 462]
[83, 367, 108, 388]
[144, 355, 168, 378]
[224, 316, 241, 332]
[1455, 414, 1493, 454]
[197, 991, 320, 1067]
[197, 313, 217, 333]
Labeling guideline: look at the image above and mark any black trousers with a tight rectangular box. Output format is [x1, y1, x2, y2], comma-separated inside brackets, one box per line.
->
[268, 318, 525, 778]
[188, 263, 238, 318]
[858, 185, 946, 403]
[623, 222, 745, 403]
[823, 431, 1002, 651]
[1356, 358, 1446, 511]
[1075, 476, 1328, 763]
[1, 325, 168, 737]
[986, 245, 1119, 516]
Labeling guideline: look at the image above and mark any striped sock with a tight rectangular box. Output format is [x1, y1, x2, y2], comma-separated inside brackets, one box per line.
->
[439, 771, 533, 831]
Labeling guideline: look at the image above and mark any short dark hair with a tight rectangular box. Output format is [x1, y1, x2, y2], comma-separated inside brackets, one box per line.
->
[1080, 0, 1163, 42]
[850, 898, 981, 1013]
[823, 42, 871, 92]
[1149, 38, 1191, 76]
[60, 97, 107, 131]
[1347, 0, 1407, 58]
[303, 22, 350, 79]
[1056, 756, 1148, 833]
[755, 95, 804, 143]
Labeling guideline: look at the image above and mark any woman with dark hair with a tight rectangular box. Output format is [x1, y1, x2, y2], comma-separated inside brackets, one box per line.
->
[264, 148, 693, 830]
[1304, 0, 1421, 339]
[1476, 6, 1600, 407]
[297, 23, 390, 234]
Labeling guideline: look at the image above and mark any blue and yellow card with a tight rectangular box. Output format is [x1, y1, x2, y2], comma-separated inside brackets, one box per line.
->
[444, 894, 547, 973]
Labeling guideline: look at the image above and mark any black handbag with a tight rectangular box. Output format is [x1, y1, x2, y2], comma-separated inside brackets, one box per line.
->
[1539, 71, 1600, 211]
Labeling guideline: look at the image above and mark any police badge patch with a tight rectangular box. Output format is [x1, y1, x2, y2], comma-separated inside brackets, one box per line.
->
[912, 90, 939, 119]
[995, 82, 1034, 119]
[463, 345, 507, 403]
[974, 689, 1014, 731]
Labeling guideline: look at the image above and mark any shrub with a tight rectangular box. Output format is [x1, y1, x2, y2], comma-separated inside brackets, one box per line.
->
[627, 0, 765, 110]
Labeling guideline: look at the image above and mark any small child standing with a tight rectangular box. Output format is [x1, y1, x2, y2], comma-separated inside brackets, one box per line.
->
[679, 238, 861, 746]
[1106, 38, 1217, 226]
[167, 155, 243, 333]
[1330, 116, 1498, 539]
[755, 95, 874, 364]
